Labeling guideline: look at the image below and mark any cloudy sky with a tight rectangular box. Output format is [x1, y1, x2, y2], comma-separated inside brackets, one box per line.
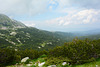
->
[0, 0, 100, 32]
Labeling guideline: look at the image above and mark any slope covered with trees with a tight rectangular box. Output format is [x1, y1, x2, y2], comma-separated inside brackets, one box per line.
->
[0, 14, 78, 50]
[0, 38, 100, 66]
[0, 27, 66, 50]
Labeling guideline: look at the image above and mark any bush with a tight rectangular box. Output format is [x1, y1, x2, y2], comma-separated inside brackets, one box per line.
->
[44, 57, 71, 66]
[57, 64, 70, 67]
[39, 54, 47, 58]
[48, 38, 100, 64]
[18, 49, 40, 59]
[0, 38, 100, 66]
[25, 59, 31, 64]
[15, 55, 21, 63]
[0, 48, 16, 66]
[64, 39, 96, 64]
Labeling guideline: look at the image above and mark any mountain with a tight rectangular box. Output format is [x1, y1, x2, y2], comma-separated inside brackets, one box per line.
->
[72, 29, 100, 36]
[79, 34, 100, 40]
[0, 14, 26, 30]
[0, 14, 76, 50]
[0, 27, 65, 50]
[85, 29, 100, 35]
[1, 14, 100, 50]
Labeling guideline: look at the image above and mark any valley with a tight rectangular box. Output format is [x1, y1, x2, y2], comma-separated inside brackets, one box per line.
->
[0, 14, 100, 67]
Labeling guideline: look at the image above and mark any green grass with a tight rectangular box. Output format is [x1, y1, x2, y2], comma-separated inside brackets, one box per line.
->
[6, 57, 100, 67]
[73, 58, 100, 67]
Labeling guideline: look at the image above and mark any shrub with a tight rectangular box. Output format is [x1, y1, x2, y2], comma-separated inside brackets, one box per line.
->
[25, 59, 31, 64]
[44, 57, 71, 66]
[48, 38, 100, 64]
[0, 48, 16, 66]
[15, 55, 21, 63]
[39, 54, 47, 58]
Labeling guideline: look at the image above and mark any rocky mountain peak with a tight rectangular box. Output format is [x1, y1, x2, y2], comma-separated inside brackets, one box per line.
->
[0, 14, 26, 30]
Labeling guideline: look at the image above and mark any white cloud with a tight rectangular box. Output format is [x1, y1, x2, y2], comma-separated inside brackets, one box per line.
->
[63, 22, 70, 25]
[72, 9, 100, 24]
[58, 20, 64, 25]
[49, 6, 53, 10]
[0, 0, 49, 16]
[26, 23, 36, 27]
[45, 9, 100, 26]
[21, 21, 36, 27]
[0, 0, 100, 16]
[49, 0, 57, 5]
[56, 0, 100, 9]
[57, 0, 70, 8]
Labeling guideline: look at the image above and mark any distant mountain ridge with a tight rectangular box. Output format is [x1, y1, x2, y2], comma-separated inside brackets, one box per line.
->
[0, 14, 26, 30]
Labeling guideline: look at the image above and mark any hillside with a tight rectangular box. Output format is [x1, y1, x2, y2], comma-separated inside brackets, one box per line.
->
[0, 14, 76, 50]
[0, 14, 100, 50]
[0, 14, 26, 30]
[1, 39, 100, 67]
[0, 14, 100, 67]
[0, 27, 68, 50]
[79, 34, 100, 40]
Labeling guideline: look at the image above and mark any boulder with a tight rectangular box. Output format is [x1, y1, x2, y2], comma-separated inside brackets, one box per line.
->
[21, 57, 29, 63]
[96, 65, 98, 67]
[38, 62, 45, 67]
[62, 62, 67, 65]
[27, 64, 33, 67]
[48, 65, 56, 67]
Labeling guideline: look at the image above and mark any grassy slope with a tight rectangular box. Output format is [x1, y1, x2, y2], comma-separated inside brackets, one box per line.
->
[73, 59, 100, 67]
